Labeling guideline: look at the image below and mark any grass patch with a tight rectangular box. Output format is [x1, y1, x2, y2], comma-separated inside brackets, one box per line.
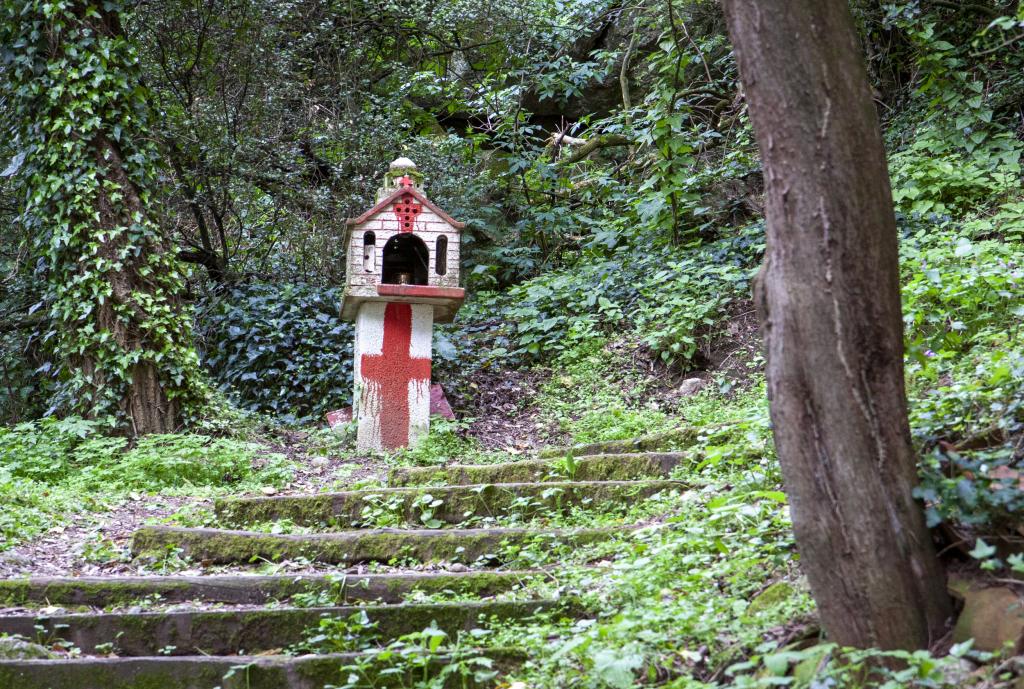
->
[0, 418, 297, 550]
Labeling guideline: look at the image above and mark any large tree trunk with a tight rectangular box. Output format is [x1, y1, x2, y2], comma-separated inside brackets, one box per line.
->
[720, 0, 951, 649]
[90, 133, 180, 435]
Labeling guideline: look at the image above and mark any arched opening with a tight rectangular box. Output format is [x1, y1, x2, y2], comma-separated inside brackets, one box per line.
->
[381, 234, 429, 285]
[435, 235, 448, 275]
[362, 231, 376, 272]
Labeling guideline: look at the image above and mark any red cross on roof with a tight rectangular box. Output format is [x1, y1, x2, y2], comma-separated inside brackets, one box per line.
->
[393, 191, 422, 233]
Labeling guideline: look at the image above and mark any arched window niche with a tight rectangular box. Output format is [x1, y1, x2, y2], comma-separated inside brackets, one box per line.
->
[381, 234, 429, 285]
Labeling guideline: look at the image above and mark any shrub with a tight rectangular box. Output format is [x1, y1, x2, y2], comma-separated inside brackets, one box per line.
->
[901, 224, 1023, 358]
[0, 416, 101, 482]
[901, 212, 1024, 535]
[75, 434, 295, 493]
[448, 222, 762, 373]
[197, 283, 354, 423]
[0, 417, 295, 493]
[0, 418, 296, 550]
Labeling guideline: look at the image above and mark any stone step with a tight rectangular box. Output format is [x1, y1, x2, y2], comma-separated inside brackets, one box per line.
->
[132, 525, 628, 566]
[0, 571, 539, 609]
[537, 427, 697, 459]
[216, 480, 682, 528]
[388, 453, 685, 487]
[0, 600, 556, 656]
[0, 651, 517, 689]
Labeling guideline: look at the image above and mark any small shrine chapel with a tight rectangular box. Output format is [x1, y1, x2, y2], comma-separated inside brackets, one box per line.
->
[340, 158, 466, 451]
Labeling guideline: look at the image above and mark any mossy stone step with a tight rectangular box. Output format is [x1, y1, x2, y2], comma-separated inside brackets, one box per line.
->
[132, 525, 629, 566]
[388, 453, 685, 487]
[0, 571, 539, 609]
[0, 600, 556, 656]
[216, 480, 682, 528]
[0, 654, 355, 689]
[537, 427, 697, 459]
[0, 651, 519, 689]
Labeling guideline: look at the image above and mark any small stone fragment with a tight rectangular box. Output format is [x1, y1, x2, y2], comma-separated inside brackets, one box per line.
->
[430, 383, 456, 420]
[326, 408, 353, 430]
[953, 585, 1024, 652]
[0, 636, 57, 660]
[0, 551, 31, 569]
[940, 658, 977, 686]
[677, 378, 706, 397]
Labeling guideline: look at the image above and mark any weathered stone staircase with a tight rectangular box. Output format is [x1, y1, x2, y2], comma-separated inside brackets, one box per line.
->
[0, 435, 690, 689]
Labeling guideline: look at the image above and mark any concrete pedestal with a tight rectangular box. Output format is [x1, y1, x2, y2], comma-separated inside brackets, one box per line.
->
[353, 301, 434, 451]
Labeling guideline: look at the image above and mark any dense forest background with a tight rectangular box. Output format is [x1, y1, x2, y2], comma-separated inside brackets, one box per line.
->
[0, 0, 1013, 425]
[1, 1, 1024, 683]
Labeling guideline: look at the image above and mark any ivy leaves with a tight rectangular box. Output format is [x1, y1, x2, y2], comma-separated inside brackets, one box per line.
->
[197, 283, 353, 423]
[0, 0, 207, 431]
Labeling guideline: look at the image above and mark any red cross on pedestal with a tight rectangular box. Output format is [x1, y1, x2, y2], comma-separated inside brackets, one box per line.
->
[393, 190, 422, 233]
[360, 303, 431, 449]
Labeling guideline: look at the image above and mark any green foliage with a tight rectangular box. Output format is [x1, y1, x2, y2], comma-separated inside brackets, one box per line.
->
[453, 411, 795, 688]
[0, 471, 79, 553]
[895, 209, 1024, 536]
[2, 2, 1024, 683]
[91, 434, 294, 493]
[197, 282, 353, 422]
[296, 609, 380, 654]
[0, 416, 102, 482]
[0, 417, 294, 493]
[537, 344, 674, 446]
[872, 2, 1024, 541]
[726, 639, 998, 688]
[884, 3, 1024, 218]
[0, 0, 207, 428]
[333, 625, 499, 689]
[451, 223, 760, 374]
[890, 141, 1019, 216]
[901, 220, 1023, 357]
[357, 493, 407, 529]
[0, 306, 43, 425]
[475, 1, 747, 264]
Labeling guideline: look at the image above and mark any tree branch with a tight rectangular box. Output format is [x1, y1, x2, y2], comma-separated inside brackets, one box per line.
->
[557, 133, 633, 164]
[930, 0, 1001, 17]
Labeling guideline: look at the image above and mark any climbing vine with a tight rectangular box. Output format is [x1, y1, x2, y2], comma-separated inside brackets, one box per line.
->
[0, 0, 207, 431]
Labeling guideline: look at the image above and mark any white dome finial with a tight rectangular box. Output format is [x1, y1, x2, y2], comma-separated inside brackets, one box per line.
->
[389, 156, 416, 170]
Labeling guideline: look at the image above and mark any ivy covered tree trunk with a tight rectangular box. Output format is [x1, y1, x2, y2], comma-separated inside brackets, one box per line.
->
[1, 1, 206, 434]
[720, 0, 952, 649]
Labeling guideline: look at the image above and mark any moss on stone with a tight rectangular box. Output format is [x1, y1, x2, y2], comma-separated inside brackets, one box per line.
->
[743, 581, 799, 619]
[952, 584, 1024, 651]
[0, 637, 57, 660]
[389, 453, 685, 488]
[0, 600, 559, 657]
[0, 655, 353, 689]
[215, 480, 683, 529]
[0, 578, 183, 609]
[131, 525, 626, 566]
[215, 494, 336, 528]
[0, 649, 523, 689]
[371, 571, 534, 601]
